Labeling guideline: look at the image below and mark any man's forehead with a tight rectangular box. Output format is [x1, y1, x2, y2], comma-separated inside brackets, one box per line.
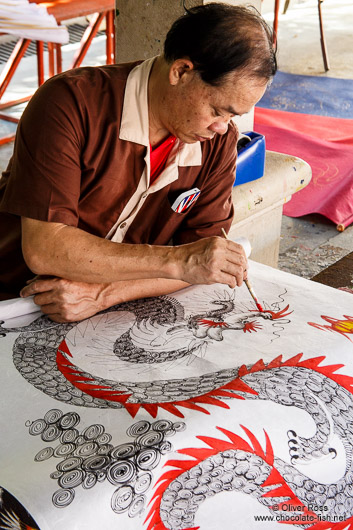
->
[211, 76, 268, 114]
[208, 85, 245, 115]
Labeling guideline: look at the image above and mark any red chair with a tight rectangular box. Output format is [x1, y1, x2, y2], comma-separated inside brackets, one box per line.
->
[0, 0, 116, 145]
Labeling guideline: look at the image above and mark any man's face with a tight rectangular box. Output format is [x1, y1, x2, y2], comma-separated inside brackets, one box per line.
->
[163, 65, 268, 144]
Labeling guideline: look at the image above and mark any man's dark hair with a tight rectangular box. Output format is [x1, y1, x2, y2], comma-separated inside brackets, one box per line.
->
[164, 3, 277, 86]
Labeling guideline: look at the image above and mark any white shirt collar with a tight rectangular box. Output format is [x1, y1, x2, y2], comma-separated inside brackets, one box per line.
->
[119, 57, 202, 167]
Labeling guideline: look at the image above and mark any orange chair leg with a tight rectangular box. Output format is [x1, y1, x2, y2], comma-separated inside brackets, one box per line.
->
[0, 39, 31, 99]
[47, 42, 56, 77]
[0, 132, 16, 146]
[106, 10, 115, 65]
[36, 41, 45, 85]
[70, 12, 106, 69]
[273, 0, 280, 47]
[56, 43, 62, 74]
[113, 13, 116, 63]
[0, 113, 19, 124]
[0, 96, 31, 110]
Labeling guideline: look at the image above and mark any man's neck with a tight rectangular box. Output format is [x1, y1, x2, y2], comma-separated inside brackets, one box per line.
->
[148, 56, 171, 148]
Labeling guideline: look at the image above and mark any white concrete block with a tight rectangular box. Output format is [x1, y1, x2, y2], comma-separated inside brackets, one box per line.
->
[229, 151, 312, 267]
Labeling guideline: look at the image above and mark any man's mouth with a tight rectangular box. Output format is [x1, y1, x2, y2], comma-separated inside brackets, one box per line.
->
[195, 134, 214, 142]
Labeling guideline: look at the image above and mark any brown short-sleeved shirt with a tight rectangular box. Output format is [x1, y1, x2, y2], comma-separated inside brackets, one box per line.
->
[0, 59, 238, 299]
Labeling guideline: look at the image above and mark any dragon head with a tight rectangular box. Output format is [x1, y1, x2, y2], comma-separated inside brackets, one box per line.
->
[262, 304, 292, 320]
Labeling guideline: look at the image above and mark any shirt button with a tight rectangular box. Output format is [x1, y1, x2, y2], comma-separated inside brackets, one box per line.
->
[120, 222, 127, 229]
[142, 194, 147, 199]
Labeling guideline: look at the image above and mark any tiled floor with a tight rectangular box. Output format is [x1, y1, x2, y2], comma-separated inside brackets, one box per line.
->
[0, 2, 353, 282]
[279, 214, 353, 278]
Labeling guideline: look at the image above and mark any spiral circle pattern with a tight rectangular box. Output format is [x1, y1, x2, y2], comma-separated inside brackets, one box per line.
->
[111, 485, 134, 514]
[28, 410, 184, 520]
[52, 488, 75, 508]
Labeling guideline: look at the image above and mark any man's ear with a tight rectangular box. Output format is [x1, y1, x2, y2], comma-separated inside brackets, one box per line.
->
[168, 59, 195, 86]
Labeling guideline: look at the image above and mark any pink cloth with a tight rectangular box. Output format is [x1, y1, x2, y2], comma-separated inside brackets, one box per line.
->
[254, 107, 353, 228]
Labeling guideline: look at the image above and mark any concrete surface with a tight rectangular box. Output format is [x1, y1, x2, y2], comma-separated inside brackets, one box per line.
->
[261, 0, 353, 78]
[116, 0, 261, 63]
[0, 0, 352, 282]
[260, 0, 353, 280]
[230, 151, 312, 267]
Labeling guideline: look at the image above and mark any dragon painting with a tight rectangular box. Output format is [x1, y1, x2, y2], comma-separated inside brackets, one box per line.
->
[0, 289, 290, 414]
[2, 288, 353, 528]
[147, 353, 353, 529]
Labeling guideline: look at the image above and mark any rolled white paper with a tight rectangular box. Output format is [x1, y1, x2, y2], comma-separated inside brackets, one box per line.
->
[232, 236, 252, 258]
[0, 296, 40, 321]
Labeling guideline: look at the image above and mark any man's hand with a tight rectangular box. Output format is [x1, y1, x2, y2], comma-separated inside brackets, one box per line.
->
[20, 276, 107, 323]
[19, 276, 190, 323]
[173, 236, 248, 288]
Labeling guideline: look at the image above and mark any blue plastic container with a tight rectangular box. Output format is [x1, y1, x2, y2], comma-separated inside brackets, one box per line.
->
[233, 131, 265, 186]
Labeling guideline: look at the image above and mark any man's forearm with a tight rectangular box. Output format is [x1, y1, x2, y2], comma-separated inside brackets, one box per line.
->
[98, 278, 189, 310]
[21, 217, 248, 289]
[22, 218, 178, 284]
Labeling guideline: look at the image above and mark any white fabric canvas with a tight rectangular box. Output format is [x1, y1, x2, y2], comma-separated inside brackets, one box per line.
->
[0, 260, 352, 529]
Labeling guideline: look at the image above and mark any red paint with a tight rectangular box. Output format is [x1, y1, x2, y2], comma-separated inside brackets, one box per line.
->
[146, 425, 321, 530]
[56, 341, 132, 404]
[243, 321, 262, 333]
[265, 304, 292, 320]
[308, 314, 353, 343]
[55, 339, 257, 418]
[197, 319, 228, 328]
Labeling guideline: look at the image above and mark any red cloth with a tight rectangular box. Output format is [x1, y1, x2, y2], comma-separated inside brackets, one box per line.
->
[150, 136, 177, 184]
[254, 107, 353, 228]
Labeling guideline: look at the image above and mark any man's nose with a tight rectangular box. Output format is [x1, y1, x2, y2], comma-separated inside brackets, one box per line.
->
[208, 119, 229, 135]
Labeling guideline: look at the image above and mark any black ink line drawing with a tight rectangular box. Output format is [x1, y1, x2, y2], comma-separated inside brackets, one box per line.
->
[27, 409, 185, 518]
[0, 290, 291, 415]
[146, 355, 353, 530]
[112, 291, 274, 364]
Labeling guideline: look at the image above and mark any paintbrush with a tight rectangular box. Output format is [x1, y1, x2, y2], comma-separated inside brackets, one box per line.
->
[221, 228, 264, 312]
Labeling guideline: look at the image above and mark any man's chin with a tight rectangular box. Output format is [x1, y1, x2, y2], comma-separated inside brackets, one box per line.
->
[175, 133, 211, 144]
[176, 135, 198, 144]
[195, 134, 214, 142]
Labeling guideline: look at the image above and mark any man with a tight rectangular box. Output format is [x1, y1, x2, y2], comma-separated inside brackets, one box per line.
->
[0, 3, 276, 322]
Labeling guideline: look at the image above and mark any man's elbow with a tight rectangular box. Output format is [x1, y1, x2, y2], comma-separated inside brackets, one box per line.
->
[22, 240, 49, 275]
[21, 217, 63, 276]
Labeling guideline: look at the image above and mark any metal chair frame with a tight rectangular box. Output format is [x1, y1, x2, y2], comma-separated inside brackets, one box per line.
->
[273, 0, 329, 72]
[0, 0, 116, 146]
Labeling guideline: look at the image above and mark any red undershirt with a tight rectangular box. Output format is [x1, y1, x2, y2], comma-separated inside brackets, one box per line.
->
[150, 135, 177, 184]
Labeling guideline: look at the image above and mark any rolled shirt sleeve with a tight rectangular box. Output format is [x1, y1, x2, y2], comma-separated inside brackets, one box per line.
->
[0, 74, 85, 226]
